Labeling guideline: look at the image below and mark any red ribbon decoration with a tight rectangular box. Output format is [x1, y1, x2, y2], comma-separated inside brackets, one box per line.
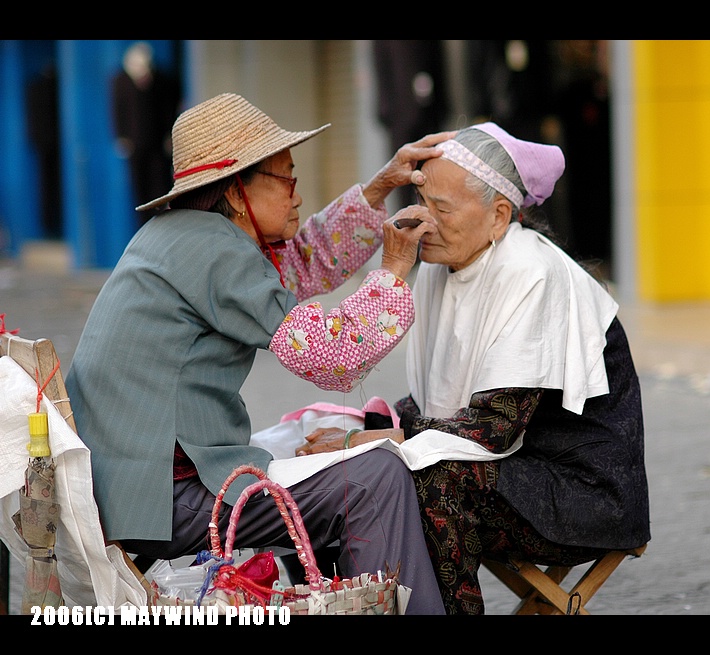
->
[0, 313, 19, 336]
[235, 175, 285, 287]
[173, 159, 238, 180]
[35, 360, 61, 414]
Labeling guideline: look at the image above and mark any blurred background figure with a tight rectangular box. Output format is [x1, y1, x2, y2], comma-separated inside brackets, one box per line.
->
[374, 40, 450, 210]
[465, 40, 566, 241]
[112, 42, 181, 228]
[27, 64, 62, 240]
[555, 40, 612, 280]
[466, 40, 558, 144]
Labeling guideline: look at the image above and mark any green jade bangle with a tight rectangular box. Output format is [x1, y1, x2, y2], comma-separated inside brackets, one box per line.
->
[344, 428, 361, 449]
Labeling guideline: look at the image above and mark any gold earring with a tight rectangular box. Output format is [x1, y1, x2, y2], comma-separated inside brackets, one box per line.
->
[235, 210, 246, 218]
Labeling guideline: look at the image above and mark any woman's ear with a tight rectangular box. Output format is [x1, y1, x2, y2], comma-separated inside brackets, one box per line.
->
[224, 181, 244, 213]
[225, 182, 241, 203]
[493, 197, 513, 232]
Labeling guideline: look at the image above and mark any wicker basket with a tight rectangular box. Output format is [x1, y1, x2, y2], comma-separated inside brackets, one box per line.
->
[195, 464, 408, 615]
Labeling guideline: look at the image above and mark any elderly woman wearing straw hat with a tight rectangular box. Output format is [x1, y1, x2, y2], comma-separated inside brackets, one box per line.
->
[65, 93, 453, 614]
[297, 122, 650, 614]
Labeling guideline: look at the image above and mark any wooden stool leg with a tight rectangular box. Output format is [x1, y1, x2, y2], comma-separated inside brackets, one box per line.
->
[510, 560, 590, 615]
[568, 552, 625, 603]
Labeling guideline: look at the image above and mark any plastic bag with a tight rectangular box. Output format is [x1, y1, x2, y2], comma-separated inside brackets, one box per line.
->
[150, 559, 211, 602]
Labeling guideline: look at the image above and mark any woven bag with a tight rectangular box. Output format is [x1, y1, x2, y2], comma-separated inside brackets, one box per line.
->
[198, 464, 409, 615]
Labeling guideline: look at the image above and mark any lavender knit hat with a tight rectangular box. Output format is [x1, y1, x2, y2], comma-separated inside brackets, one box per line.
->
[439, 122, 565, 208]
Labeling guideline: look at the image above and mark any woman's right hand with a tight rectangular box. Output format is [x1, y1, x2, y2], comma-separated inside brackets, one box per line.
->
[380, 205, 435, 280]
[295, 427, 349, 456]
[362, 130, 456, 208]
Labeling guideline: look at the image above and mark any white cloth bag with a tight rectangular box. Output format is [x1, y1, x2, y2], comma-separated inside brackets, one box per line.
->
[0, 356, 147, 609]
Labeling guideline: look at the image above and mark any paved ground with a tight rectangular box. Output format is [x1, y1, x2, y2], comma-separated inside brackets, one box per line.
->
[1, 247, 709, 615]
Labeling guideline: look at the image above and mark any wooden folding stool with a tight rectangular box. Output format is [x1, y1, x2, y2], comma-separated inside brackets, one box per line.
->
[482, 544, 647, 615]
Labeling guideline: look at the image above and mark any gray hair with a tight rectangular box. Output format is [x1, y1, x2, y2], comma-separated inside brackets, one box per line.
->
[454, 127, 607, 286]
[455, 126, 526, 212]
[169, 165, 258, 217]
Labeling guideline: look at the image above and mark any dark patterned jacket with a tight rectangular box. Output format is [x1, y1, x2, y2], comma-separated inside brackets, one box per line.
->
[397, 317, 651, 551]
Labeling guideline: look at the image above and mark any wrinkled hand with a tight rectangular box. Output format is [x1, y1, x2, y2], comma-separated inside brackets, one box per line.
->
[381, 206, 436, 280]
[363, 130, 457, 207]
[295, 427, 349, 457]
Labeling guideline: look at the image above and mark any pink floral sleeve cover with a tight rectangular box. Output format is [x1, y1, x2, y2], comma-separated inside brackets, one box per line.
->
[269, 184, 415, 392]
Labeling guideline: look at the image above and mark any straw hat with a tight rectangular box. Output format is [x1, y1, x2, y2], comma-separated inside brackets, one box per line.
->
[136, 93, 330, 212]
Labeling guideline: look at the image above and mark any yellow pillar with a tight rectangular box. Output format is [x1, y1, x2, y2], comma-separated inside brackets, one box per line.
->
[633, 40, 710, 301]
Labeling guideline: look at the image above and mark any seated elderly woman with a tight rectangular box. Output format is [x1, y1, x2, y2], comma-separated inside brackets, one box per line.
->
[296, 122, 651, 614]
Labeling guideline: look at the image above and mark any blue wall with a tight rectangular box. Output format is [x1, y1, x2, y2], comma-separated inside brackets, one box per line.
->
[0, 40, 49, 254]
[0, 39, 183, 268]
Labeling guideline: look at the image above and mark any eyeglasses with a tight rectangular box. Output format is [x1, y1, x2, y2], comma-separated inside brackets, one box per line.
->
[256, 170, 298, 198]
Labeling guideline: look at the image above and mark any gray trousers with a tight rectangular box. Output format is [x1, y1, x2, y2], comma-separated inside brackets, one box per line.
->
[122, 449, 445, 615]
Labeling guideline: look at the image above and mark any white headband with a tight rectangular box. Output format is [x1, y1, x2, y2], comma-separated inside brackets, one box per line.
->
[438, 139, 524, 208]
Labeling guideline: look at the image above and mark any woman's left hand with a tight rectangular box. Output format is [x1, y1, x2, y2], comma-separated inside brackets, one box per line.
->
[295, 427, 350, 456]
[380, 206, 436, 279]
[295, 426, 404, 456]
[363, 130, 457, 207]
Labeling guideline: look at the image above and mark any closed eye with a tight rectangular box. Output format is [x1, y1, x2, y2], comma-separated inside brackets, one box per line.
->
[415, 189, 451, 213]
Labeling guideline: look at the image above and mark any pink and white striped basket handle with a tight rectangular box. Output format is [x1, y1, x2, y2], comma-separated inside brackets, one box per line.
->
[208, 464, 322, 592]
